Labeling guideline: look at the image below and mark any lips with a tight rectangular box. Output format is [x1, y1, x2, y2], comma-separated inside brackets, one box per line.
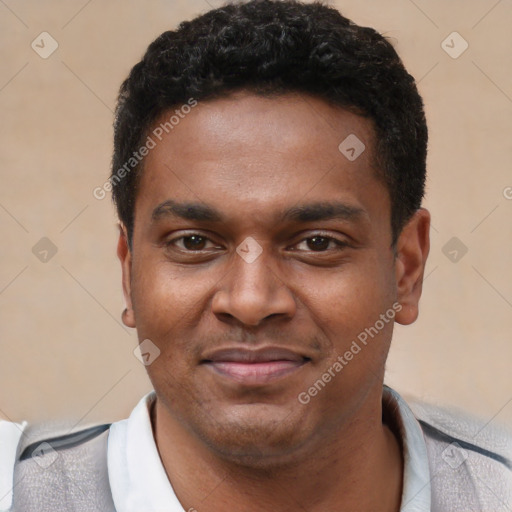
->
[201, 347, 310, 385]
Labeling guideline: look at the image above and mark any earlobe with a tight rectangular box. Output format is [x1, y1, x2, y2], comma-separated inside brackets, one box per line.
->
[394, 208, 430, 326]
[117, 223, 136, 328]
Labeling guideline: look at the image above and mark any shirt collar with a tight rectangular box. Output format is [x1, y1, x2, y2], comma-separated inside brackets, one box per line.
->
[383, 385, 431, 511]
[0, 420, 27, 511]
[108, 392, 183, 512]
[108, 386, 431, 512]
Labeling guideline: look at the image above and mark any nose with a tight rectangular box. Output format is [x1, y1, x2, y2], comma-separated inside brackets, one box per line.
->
[211, 242, 296, 327]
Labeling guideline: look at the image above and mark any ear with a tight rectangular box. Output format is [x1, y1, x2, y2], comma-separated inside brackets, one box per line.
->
[117, 223, 136, 328]
[394, 208, 430, 325]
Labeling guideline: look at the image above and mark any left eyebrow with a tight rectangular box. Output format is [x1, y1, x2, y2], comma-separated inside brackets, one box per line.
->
[279, 201, 367, 224]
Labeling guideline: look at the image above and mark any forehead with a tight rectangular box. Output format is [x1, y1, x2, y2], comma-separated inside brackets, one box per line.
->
[135, 92, 389, 231]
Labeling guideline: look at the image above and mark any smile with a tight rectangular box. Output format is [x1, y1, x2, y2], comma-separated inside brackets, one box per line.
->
[201, 347, 311, 385]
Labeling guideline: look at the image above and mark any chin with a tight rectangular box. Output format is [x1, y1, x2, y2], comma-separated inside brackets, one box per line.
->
[190, 403, 314, 468]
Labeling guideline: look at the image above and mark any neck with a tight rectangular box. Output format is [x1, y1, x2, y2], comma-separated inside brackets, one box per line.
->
[151, 391, 403, 512]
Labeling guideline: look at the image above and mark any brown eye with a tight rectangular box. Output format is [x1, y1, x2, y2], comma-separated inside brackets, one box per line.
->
[181, 235, 208, 251]
[294, 235, 347, 252]
[306, 236, 331, 251]
[165, 234, 218, 252]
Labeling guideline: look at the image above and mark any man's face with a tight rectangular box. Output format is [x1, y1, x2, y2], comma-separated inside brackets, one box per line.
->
[119, 92, 427, 463]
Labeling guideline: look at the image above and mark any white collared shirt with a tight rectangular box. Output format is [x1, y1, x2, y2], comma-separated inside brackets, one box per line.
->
[0, 387, 431, 511]
[0, 421, 26, 511]
[107, 386, 432, 511]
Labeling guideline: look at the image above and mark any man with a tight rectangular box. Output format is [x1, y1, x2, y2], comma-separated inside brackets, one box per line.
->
[1, 1, 511, 511]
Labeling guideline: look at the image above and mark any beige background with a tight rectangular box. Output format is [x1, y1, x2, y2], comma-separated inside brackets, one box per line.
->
[0, 0, 511, 430]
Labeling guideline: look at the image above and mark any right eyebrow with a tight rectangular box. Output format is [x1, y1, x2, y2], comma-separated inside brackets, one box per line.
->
[151, 200, 225, 223]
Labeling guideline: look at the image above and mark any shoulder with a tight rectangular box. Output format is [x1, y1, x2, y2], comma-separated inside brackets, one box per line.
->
[408, 398, 512, 465]
[407, 397, 512, 511]
[17, 422, 111, 462]
[3, 392, 154, 511]
[9, 421, 114, 512]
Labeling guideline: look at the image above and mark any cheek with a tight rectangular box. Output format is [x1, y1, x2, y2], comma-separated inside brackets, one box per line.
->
[131, 260, 205, 329]
[297, 258, 394, 341]
[130, 260, 223, 379]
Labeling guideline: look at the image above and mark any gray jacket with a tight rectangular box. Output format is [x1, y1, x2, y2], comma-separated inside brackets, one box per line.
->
[8, 399, 512, 511]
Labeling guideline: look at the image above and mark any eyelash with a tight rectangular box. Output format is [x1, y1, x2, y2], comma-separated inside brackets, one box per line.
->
[164, 233, 349, 253]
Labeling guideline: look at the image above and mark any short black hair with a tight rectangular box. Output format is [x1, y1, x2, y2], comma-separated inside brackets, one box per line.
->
[111, 0, 427, 246]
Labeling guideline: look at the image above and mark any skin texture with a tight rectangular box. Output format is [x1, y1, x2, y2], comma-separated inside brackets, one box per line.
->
[117, 91, 430, 511]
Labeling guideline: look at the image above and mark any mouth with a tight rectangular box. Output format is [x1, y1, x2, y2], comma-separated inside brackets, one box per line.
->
[200, 347, 311, 385]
